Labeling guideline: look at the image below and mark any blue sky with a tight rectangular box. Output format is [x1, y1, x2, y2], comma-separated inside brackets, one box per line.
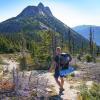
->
[0, 0, 100, 27]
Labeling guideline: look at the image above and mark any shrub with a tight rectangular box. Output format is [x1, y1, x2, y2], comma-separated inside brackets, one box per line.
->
[82, 54, 93, 62]
[89, 83, 100, 100]
[19, 56, 27, 70]
[77, 82, 100, 100]
[77, 54, 82, 61]
[19, 53, 35, 70]
[0, 58, 2, 64]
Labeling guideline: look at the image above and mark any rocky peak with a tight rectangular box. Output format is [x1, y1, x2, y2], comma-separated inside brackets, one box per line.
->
[17, 3, 53, 18]
[38, 2, 44, 9]
[44, 6, 53, 16]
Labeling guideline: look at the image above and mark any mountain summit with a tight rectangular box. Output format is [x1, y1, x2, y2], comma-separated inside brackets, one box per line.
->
[0, 3, 88, 48]
[17, 2, 53, 18]
[38, 2, 44, 9]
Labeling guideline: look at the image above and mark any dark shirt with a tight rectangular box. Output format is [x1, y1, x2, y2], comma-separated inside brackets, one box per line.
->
[54, 54, 60, 70]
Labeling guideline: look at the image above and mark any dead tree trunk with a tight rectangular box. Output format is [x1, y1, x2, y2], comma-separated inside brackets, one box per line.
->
[51, 30, 56, 58]
[68, 28, 72, 54]
[89, 27, 93, 56]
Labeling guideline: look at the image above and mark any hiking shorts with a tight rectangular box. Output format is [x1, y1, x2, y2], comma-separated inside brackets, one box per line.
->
[54, 70, 64, 78]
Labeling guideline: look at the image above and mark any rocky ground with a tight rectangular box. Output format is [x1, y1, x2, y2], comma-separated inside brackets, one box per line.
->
[75, 61, 100, 82]
[0, 56, 100, 100]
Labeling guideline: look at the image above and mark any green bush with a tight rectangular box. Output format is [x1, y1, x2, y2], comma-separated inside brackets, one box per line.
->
[82, 54, 93, 62]
[79, 84, 91, 100]
[77, 82, 100, 100]
[19, 56, 27, 70]
[0, 57, 3, 64]
[89, 83, 100, 100]
[77, 54, 82, 61]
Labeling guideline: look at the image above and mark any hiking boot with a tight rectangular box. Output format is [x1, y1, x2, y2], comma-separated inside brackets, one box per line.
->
[59, 88, 64, 92]
[59, 88, 64, 95]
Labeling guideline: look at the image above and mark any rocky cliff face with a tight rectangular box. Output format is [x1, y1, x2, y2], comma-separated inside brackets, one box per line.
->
[17, 2, 53, 18]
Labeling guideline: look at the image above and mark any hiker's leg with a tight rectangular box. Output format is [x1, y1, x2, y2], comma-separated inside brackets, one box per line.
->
[60, 77, 64, 89]
[54, 70, 62, 88]
[54, 77, 61, 88]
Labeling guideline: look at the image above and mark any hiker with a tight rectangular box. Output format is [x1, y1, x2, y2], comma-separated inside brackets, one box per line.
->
[49, 47, 72, 93]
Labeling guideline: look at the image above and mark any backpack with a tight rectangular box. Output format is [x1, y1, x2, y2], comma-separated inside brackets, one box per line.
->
[59, 53, 71, 69]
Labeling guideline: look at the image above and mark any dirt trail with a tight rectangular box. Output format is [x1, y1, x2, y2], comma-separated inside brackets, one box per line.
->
[40, 72, 78, 100]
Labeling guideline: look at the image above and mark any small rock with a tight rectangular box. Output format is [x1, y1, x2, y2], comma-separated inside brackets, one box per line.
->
[45, 88, 52, 92]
